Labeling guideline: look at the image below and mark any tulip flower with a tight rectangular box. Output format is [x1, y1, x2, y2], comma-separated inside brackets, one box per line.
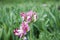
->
[14, 28, 24, 38]
[20, 10, 37, 23]
[20, 22, 30, 35]
[20, 12, 27, 21]
[33, 13, 37, 22]
[14, 22, 30, 38]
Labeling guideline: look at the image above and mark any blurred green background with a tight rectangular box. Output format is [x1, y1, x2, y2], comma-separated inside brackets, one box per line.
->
[0, 0, 60, 40]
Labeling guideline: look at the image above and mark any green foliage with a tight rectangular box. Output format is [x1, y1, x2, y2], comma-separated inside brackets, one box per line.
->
[0, 1, 60, 40]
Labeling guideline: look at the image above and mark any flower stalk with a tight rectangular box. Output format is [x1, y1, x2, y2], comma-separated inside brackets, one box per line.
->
[13, 10, 37, 40]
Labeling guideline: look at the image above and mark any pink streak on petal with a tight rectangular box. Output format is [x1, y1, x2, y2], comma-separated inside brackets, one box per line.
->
[27, 10, 33, 17]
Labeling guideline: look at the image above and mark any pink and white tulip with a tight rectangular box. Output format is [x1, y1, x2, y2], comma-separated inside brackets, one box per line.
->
[20, 12, 27, 21]
[14, 22, 30, 38]
[14, 28, 24, 38]
[20, 22, 30, 35]
[20, 10, 37, 23]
